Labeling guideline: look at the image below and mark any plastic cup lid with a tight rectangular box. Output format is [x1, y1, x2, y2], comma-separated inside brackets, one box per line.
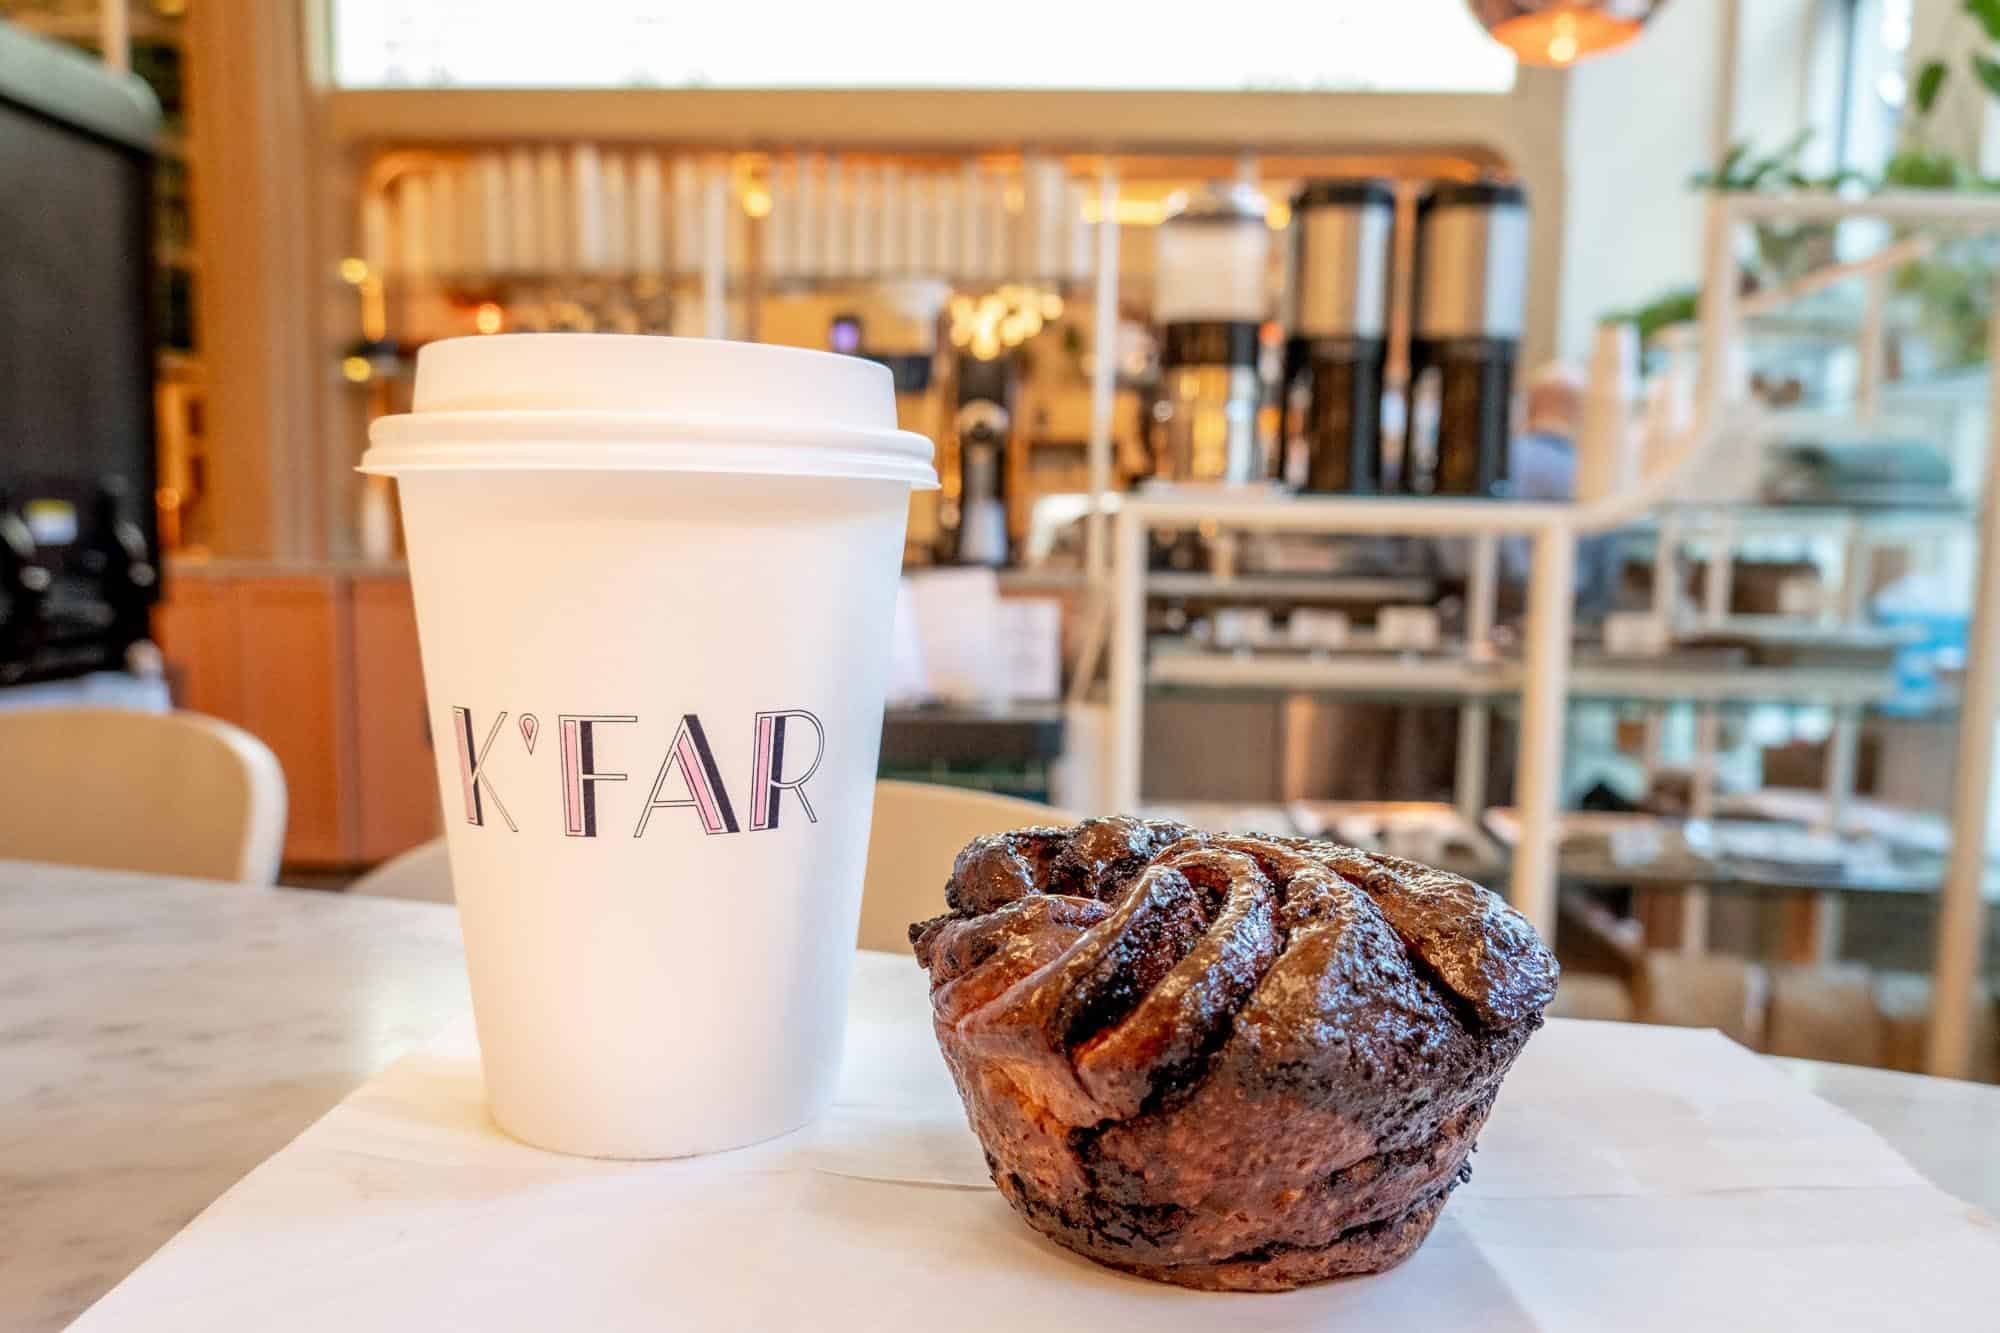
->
[360, 334, 938, 489]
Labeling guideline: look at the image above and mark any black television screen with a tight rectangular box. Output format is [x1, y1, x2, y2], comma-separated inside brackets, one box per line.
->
[0, 95, 154, 505]
[0, 26, 161, 679]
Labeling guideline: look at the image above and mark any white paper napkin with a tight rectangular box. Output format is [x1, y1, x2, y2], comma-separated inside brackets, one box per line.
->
[70, 954, 2000, 1332]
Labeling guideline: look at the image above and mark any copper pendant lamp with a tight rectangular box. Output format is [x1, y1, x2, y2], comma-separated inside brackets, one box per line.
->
[1467, 1, 1669, 67]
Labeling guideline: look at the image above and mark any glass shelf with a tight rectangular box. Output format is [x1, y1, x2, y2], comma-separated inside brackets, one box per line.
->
[1147, 642, 1912, 709]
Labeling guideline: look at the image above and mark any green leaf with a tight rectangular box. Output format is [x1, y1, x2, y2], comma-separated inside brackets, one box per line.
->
[1976, 53, 2000, 100]
[1694, 141, 1745, 191]
[1966, 0, 2000, 43]
[1883, 146, 1968, 190]
[1749, 130, 1812, 186]
[1695, 132, 1816, 193]
[1916, 60, 1949, 115]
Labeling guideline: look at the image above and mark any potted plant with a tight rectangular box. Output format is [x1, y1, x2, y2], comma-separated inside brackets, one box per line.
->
[1880, 4, 2000, 371]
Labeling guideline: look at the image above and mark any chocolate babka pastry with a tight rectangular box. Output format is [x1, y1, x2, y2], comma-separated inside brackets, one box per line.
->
[909, 817, 1557, 1292]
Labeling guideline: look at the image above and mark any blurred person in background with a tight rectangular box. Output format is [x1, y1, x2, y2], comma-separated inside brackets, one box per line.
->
[1502, 361, 1618, 615]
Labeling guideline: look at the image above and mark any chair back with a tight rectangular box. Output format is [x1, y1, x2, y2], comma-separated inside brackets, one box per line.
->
[859, 779, 1075, 953]
[0, 707, 287, 883]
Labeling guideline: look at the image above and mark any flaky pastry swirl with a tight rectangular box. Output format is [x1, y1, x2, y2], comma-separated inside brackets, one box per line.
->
[910, 817, 1557, 1291]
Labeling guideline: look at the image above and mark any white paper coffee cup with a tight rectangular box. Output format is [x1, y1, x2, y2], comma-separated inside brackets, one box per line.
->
[362, 334, 936, 1158]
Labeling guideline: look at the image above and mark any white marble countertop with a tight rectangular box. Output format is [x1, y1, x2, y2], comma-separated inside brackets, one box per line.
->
[0, 862, 468, 1332]
[5, 858, 1999, 1331]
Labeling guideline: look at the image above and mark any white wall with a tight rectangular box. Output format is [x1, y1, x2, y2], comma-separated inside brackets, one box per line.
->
[1732, 0, 1821, 161]
[1556, 0, 1730, 363]
[1554, 0, 1826, 363]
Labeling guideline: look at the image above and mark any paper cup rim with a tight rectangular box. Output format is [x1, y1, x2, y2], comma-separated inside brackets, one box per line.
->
[361, 410, 939, 490]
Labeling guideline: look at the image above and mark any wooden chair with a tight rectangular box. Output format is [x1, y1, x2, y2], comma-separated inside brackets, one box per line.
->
[1548, 892, 1641, 1022]
[0, 707, 287, 884]
[1634, 950, 1770, 1049]
[351, 779, 1076, 952]
[857, 780, 1076, 952]
[1549, 973, 1637, 1023]
[1763, 963, 1885, 1067]
[1876, 972, 2000, 1081]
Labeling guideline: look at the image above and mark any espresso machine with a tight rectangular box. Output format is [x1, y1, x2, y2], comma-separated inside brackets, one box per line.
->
[1404, 181, 1530, 497]
[1149, 183, 1272, 485]
[0, 481, 159, 686]
[1284, 180, 1397, 494]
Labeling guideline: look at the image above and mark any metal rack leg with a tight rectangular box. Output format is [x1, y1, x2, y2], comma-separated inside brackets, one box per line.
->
[1455, 705, 1491, 824]
[1084, 161, 1119, 586]
[1681, 704, 1718, 956]
[1456, 534, 1500, 822]
[1108, 509, 1146, 814]
[1836, 519, 1868, 627]
[1651, 512, 1679, 639]
[1775, 706, 1860, 965]
[1702, 516, 1735, 628]
[1512, 528, 1575, 941]
[1927, 313, 2000, 1073]
[1640, 706, 1665, 787]
[701, 165, 727, 339]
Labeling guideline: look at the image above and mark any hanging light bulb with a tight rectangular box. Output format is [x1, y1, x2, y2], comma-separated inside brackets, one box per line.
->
[1466, 1, 1668, 67]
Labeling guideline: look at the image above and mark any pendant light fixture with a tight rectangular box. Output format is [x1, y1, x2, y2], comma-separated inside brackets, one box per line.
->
[1466, 1, 1668, 67]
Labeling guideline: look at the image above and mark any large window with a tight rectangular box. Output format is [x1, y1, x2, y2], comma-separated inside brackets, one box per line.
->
[1831, 0, 1913, 175]
[330, 0, 1517, 93]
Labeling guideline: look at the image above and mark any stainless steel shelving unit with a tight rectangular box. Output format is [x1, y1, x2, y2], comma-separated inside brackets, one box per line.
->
[1104, 191, 2000, 1079]
[1148, 645, 1904, 707]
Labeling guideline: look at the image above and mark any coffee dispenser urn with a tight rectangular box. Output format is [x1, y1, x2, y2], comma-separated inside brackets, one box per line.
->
[1285, 180, 1396, 493]
[1150, 184, 1272, 484]
[1406, 181, 1530, 497]
[947, 354, 1012, 567]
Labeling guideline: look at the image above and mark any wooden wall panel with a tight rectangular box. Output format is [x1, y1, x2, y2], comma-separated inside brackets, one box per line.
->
[232, 576, 351, 864]
[187, 0, 324, 558]
[154, 576, 244, 724]
[350, 575, 440, 861]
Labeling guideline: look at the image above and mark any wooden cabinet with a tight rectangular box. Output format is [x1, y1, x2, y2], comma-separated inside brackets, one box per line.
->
[237, 576, 351, 863]
[154, 569, 440, 868]
[153, 575, 242, 721]
[350, 576, 442, 862]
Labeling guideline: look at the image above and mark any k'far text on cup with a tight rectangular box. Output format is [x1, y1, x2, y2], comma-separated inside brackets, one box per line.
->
[447, 705, 825, 839]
